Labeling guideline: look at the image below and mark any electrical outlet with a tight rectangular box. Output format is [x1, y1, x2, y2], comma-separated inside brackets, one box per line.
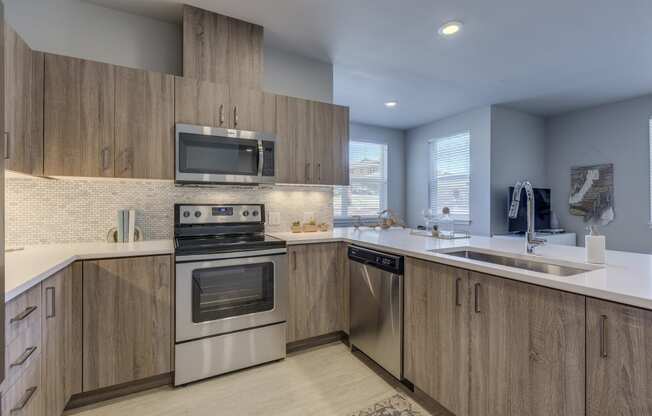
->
[303, 212, 315, 223]
[268, 212, 281, 226]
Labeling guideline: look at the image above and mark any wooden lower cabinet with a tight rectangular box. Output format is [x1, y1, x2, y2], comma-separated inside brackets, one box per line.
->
[287, 243, 346, 342]
[82, 256, 172, 391]
[587, 299, 652, 415]
[404, 258, 470, 416]
[404, 259, 586, 416]
[41, 264, 83, 416]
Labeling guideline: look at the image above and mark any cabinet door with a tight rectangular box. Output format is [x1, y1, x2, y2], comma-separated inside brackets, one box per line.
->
[469, 272, 585, 416]
[44, 54, 115, 177]
[311, 101, 334, 185]
[82, 256, 172, 391]
[404, 258, 470, 416]
[174, 76, 229, 128]
[275, 96, 312, 184]
[115, 67, 174, 179]
[41, 263, 82, 416]
[587, 299, 652, 416]
[332, 105, 350, 186]
[4, 24, 43, 175]
[288, 243, 344, 342]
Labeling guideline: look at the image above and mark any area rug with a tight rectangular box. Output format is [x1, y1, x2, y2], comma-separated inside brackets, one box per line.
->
[347, 393, 423, 416]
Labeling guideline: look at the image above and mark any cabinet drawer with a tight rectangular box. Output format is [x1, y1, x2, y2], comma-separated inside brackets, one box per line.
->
[5, 284, 42, 346]
[1, 353, 43, 416]
[4, 319, 41, 390]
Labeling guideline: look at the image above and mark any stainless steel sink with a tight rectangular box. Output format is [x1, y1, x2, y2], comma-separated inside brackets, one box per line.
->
[436, 249, 593, 277]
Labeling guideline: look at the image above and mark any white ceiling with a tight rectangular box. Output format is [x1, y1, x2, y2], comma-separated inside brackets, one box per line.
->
[87, 0, 652, 129]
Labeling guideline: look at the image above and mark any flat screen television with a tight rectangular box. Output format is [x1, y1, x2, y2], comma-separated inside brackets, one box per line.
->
[507, 187, 551, 233]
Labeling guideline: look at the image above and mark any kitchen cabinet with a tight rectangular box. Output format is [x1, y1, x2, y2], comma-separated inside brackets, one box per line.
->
[182, 5, 263, 89]
[4, 23, 43, 175]
[175, 77, 276, 133]
[1, 354, 42, 416]
[404, 258, 470, 416]
[82, 255, 172, 391]
[587, 299, 652, 415]
[275, 95, 312, 184]
[468, 271, 585, 416]
[404, 260, 585, 416]
[311, 101, 334, 185]
[0, 4, 5, 382]
[41, 263, 82, 416]
[332, 105, 350, 186]
[44, 54, 115, 177]
[288, 243, 346, 342]
[115, 66, 174, 179]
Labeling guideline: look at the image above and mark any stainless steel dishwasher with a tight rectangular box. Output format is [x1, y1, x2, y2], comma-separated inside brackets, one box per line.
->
[348, 245, 404, 380]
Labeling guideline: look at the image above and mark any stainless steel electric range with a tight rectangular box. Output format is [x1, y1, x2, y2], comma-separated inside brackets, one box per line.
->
[173, 203, 288, 386]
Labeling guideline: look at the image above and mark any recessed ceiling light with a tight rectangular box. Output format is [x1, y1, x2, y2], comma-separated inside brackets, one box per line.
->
[438, 21, 463, 37]
[384, 101, 398, 108]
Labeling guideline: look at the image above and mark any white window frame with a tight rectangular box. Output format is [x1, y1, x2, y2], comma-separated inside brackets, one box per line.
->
[334, 140, 388, 223]
[428, 131, 471, 223]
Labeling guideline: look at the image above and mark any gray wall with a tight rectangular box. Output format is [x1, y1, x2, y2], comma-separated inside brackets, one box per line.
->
[5, 0, 334, 103]
[405, 106, 492, 235]
[490, 106, 547, 235]
[546, 94, 652, 254]
[350, 122, 406, 219]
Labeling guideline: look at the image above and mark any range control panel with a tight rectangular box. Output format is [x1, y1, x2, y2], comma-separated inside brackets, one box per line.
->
[176, 204, 264, 225]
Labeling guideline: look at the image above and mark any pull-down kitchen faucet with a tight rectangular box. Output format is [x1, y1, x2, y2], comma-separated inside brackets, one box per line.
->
[508, 180, 546, 254]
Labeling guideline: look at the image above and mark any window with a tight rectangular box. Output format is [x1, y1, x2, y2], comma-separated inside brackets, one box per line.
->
[334, 141, 388, 221]
[429, 131, 471, 221]
[649, 118, 652, 225]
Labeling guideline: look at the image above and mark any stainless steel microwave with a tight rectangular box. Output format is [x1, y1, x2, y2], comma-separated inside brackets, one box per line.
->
[175, 124, 276, 185]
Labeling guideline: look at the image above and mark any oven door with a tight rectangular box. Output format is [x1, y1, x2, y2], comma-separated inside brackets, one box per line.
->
[176, 250, 288, 342]
[175, 124, 275, 184]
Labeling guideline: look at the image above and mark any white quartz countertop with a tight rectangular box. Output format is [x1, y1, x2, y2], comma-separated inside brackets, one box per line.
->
[7, 228, 652, 310]
[5, 240, 174, 302]
[270, 228, 652, 310]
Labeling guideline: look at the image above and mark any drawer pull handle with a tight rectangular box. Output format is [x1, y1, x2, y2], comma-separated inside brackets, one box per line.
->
[455, 278, 462, 306]
[474, 283, 481, 313]
[46, 287, 56, 319]
[10, 386, 37, 413]
[10, 306, 37, 324]
[600, 315, 608, 358]
[10, 346, 37, 368]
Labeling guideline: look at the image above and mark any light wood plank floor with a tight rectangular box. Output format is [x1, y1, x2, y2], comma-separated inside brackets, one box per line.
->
[66, 343, 430, 416]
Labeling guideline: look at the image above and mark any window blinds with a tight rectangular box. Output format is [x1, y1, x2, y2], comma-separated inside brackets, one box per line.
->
[429, 131, 471, 221]
[334, 141, 388, 219]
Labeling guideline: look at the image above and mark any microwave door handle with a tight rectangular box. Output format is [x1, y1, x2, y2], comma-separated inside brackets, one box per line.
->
[257, 141, 264, 176]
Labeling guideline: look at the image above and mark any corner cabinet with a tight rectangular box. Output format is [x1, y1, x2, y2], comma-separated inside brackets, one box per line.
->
[82, 255, 172, 391]
[404, 258, 586, 416]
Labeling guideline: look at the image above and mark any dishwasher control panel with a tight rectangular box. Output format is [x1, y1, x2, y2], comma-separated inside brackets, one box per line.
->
[348, 245, 404, 274]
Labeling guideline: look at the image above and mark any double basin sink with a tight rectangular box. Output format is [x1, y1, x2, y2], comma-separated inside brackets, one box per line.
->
[432, 248, 600, 277]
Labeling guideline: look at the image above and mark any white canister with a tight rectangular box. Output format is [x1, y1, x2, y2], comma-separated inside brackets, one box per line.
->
[585, 227, 606, 264]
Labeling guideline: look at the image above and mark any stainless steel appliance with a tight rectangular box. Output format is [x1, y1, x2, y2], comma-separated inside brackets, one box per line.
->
[175, 124, 276, 185]
[348, 245, 404, 380]
[174, 204, 287, 386]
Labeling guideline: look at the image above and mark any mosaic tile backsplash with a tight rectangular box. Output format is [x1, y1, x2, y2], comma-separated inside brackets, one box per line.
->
[5, 174, 333, 247]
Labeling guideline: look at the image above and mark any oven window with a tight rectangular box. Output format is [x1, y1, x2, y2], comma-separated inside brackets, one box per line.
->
[191, 263, 274, 323]
[179, 132, 259, 176]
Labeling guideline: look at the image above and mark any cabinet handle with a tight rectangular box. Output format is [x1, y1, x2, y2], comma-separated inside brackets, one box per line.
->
[4, 132, 10, 160]
[10, 306, 37, 324]
[46, 287, 56, 319]
[317, 163, 321, 183]
[10, 346, 37, 368]
[10, 386, 37, 413]
[219, 104, 225, 126]
[455, 278, 462, 306]
[305, 163, 311, 182]
[474, 283, 481, 313]
[101, 147, 110, 171]
[292, 251, 297, 271]
[600, 315, 608, 358]
[233, 106, 239, 127]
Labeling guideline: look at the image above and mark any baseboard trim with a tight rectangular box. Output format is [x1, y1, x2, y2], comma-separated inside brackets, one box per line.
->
[286, 331, 348, 354]
[66, 373, 173, 410]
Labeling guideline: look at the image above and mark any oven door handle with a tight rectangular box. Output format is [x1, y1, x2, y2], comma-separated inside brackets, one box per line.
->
[257, 140, 264, 177]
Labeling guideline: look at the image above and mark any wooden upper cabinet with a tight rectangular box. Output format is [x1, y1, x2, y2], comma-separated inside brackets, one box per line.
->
[115, 66, 174, 179]
[183, 5, 263, 89]
[587, 299, 652, 416]
[4, 23, 43, 175]
[175, 76, 229, 128]
[404, 258, 470, 416]
[82, 256, 172, 391]
[469, 272, 585, 416]
[311, 101, 334, 185]
[275, 95, 312, 184]
[44, 54, 115, 177]
[332, 105, 350, 186]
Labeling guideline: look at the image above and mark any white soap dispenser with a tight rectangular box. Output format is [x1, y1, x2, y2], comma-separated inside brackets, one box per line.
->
[585, 225, 606, 264]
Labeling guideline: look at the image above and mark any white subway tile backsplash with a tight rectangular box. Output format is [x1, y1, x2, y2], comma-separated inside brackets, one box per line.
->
[5, 174, 333, 247]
